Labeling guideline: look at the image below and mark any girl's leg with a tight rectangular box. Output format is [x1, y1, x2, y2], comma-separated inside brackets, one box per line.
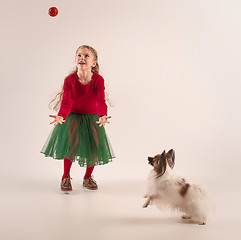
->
[61, 158, 73, 191]
[83, 166, 98, 190]
[84, 166, 95, 179]
[83, 119, 97, 179]
[62, 158, 72, 179]
[83, 118, 98, 190]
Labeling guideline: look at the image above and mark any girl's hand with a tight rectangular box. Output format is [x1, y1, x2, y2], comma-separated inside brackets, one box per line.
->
[49, 115, 65, 125]
[96, 115, 111, 127]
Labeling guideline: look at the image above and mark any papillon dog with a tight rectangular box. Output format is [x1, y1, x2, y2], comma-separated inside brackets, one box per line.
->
[143, 149, 212, 225]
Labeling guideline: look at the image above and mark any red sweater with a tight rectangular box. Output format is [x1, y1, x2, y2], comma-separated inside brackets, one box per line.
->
[58, 72, 107, 120]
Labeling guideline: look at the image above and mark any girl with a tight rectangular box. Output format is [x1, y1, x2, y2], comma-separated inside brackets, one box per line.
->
[41, 45, 115, 191]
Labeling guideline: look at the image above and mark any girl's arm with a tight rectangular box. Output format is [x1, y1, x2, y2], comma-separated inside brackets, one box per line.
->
[58, 78, 73, 120]
[96, 77, 111, 127]
[96, 77, 107, 118]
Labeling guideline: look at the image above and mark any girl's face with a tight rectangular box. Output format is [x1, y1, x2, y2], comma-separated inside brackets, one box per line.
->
[75, 48, 96, 71]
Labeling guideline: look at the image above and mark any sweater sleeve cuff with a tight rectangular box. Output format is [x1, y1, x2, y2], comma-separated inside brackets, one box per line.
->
[98, 114, 105, 118]
[58, 112, 67, 120]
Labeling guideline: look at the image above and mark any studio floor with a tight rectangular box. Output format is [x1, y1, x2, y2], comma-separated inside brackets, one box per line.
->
[1, 174, 240, 240]
[1, 1, 241, 240]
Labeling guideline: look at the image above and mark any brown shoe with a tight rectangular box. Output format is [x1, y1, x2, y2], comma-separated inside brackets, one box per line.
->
[83, 176, 98, 190]
[61, 178, 72, 191]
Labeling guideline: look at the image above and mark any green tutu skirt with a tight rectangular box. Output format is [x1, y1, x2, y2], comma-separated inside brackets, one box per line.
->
[41, 113, 115, 167]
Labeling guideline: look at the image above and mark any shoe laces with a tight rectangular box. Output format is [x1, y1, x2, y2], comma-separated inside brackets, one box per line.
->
[88, 176, 96, 183]
[63, 177, 72, 184]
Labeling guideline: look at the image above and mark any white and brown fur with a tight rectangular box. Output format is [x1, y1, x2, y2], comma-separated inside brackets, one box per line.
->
[143, 149, 212, 225]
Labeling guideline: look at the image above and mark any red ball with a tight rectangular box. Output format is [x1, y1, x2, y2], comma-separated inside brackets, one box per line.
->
[48, 7, 58, 17]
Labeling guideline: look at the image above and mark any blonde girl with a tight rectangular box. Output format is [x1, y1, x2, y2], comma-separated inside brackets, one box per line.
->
[41, 45, 115, 191]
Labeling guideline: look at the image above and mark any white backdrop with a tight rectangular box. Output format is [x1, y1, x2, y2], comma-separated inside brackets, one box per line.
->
[1, 0, 240, 183]
[1, 1, 241, 240]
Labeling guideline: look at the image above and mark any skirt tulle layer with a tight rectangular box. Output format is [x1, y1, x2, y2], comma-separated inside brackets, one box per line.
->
[41, 113, 115, 167]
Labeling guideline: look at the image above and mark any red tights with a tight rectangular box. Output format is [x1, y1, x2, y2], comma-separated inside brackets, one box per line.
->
[62, 158, 95, 180]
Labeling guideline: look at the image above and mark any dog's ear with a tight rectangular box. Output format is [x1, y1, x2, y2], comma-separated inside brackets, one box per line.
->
[160, 150, 166, 160]
[166, 149, 175, 169]
[148, 156, 154, 166]
[156, 150, 167, 177]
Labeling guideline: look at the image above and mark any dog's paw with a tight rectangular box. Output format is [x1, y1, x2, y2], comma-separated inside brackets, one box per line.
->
[143, 203, 148, 208]
[143, 201, 150, 208]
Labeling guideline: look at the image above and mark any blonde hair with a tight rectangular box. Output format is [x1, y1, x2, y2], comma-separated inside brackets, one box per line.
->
[49, 45, 110, 111]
